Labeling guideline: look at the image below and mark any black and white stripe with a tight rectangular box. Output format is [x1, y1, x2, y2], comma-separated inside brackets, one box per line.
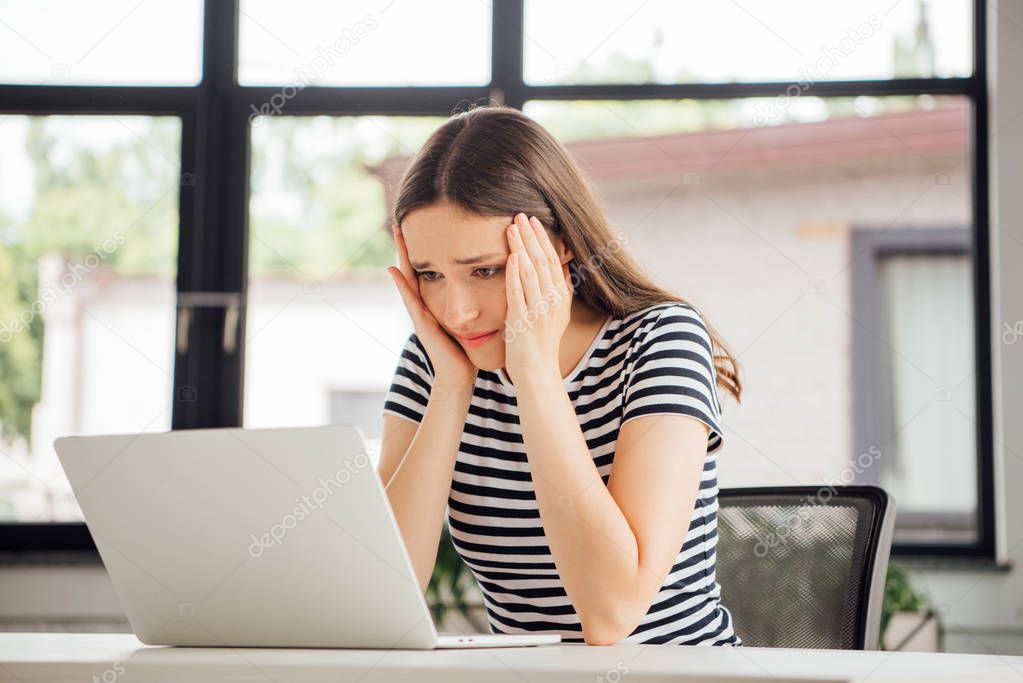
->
[382, 302, 740, 646]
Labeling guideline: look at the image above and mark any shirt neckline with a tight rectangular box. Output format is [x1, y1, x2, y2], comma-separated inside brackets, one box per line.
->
[495, 313, 615, 390]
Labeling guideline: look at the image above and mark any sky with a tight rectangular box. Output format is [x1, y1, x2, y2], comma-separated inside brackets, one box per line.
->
[0, 0, 971, 86]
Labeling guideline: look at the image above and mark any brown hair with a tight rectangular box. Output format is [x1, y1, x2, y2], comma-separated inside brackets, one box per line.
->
[392, 103, 742, 404]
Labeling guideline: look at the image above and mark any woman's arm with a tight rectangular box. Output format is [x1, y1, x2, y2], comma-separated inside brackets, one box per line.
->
[515, 372, 708, 646]
[381, 381, 475, 593]
[501, 213, 716, 644]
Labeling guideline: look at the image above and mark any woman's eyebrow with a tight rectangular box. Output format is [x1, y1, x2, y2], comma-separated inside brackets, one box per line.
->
[411, 253, 506, 269]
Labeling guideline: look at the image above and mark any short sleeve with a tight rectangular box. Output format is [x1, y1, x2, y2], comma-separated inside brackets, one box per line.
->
[621, 304, 725, 453]
[381, 332, 435, 424]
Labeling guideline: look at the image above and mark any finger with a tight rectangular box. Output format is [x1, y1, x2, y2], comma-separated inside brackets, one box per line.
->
[505, 252, 526, 319]
[390, 266, 441, 338]
[528, 215, 569, 307]
[516, 214, 554, 293]
[387, 266, 422, 323]
[529, 216, 565, 285]
[392, 224, 420, 299]
[508, 221, 542, 308]
[393, 226, 414, 286]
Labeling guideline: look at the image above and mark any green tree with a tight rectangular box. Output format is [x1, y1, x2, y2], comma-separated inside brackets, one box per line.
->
[20, 118, 179, 276]
[0, 233, 43, 444]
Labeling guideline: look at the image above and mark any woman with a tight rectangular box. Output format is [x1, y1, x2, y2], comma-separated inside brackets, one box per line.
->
[378, 104, 743, 646]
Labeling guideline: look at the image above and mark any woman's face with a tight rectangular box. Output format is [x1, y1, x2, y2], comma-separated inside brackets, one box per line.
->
[401, 201, 571, 371]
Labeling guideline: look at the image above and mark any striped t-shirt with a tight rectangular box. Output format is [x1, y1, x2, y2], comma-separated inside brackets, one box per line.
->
[381, 302, 740, 646]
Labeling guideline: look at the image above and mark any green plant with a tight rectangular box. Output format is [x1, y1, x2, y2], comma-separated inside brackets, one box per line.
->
[879, 562, 931, 649]
[426, 525, 474, 623]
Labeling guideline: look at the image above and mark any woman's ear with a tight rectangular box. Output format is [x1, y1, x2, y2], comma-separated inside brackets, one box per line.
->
[552, 236, 574, 265]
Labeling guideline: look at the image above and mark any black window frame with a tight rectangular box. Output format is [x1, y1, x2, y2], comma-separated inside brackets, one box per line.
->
[0, 0, 994, 560]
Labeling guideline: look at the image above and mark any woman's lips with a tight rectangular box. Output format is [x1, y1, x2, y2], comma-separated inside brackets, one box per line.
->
[457, 330, 499, 347]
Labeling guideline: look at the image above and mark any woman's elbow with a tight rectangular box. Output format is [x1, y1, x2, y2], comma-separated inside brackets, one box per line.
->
[577, 589, 646, 645]
[583, 630, 620, 646]
[581, 614, 632, 646]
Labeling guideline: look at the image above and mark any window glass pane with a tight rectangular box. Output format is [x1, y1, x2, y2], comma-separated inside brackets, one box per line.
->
[879, 254, 977, 545]
[524, 95, 974, 543]
[0, 0, 202, 86]
[0, 115, 181, 521]
[239, 0, 490, 86]
[525, 0, 971, 85]
[244, 115, 447, 458]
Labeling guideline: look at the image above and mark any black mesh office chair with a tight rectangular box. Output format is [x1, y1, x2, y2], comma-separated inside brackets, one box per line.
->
[716, 485, 895, 650]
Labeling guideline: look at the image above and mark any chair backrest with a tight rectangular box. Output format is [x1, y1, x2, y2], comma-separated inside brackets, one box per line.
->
[716, 485, 895, 650]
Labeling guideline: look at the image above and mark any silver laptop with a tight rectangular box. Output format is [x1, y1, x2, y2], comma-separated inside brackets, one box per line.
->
[54, 424, 560, 649]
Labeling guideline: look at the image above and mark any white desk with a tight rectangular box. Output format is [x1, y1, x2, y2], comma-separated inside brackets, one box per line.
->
[0, 633, 1021, 682]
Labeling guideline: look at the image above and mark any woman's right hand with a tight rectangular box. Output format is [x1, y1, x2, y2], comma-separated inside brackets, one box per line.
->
[387, 223, 478, 390]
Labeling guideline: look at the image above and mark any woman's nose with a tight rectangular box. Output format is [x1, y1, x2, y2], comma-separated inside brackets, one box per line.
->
[443, 289, 480, 329]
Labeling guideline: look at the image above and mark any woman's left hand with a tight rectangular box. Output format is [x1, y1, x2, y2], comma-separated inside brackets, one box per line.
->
[503, 212, 573, 386]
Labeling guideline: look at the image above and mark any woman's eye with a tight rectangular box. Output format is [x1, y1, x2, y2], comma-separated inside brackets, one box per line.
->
[416, 268, 501, 281]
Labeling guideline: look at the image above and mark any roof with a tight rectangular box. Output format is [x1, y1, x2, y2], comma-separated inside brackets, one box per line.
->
[366, 99, 969, 196]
